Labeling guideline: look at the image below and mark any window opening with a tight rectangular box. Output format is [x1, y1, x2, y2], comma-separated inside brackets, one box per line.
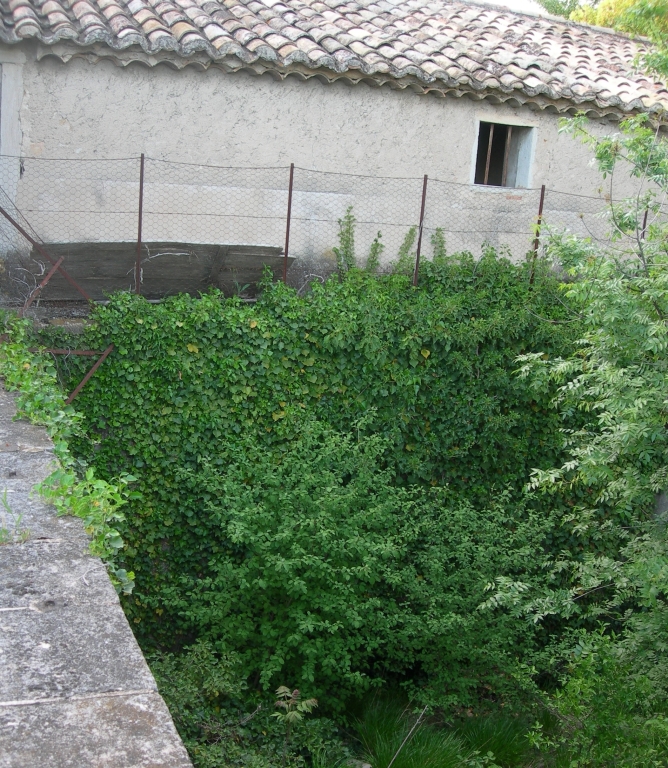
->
[474, 122, 532, 188]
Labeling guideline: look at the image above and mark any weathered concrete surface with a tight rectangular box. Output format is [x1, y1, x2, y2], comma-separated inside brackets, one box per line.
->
[0, 385, 192, 767]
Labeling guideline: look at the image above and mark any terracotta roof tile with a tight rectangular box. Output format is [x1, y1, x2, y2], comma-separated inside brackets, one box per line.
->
[1, 0, 665, 114]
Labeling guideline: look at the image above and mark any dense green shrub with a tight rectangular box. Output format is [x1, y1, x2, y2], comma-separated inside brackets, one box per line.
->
[63, 251, 576, 497]
[156, 419, 555, 707]
[46, 252, 585, 710]
[149, 640, 349, 768]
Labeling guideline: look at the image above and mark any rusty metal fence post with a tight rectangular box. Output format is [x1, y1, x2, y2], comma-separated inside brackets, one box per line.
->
[283, 163, 294, 284]
[0, 202, 91, 302]
[65, 344, 115, 404]
[21, 256, 64, 315]
[136, 153, 145, 295]
[413, 175, 428, 287]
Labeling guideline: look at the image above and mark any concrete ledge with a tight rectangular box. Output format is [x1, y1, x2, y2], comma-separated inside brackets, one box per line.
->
[0, 386, 192, 767]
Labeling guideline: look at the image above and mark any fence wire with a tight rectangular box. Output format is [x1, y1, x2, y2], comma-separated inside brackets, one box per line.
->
[290, 168, 424, 268]
[143, 160, 289, 247]
[424, 179, 542, 259]
[0, 154, 626, 305]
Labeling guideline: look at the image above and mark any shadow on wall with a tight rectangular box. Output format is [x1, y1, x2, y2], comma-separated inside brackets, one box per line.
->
[0, 242, 293, 302]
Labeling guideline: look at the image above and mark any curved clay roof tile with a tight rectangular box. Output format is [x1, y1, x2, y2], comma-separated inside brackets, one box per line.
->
[1, 0, 665, 115]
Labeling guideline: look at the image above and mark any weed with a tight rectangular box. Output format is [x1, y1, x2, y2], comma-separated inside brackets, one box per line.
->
[0, 489, 30, 544]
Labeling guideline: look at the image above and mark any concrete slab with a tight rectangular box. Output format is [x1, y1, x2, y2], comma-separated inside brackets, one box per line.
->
[0, 449, 59, 490]
[0, 692, 192, 768]
[0, 601, 157, 701]
[0, 384, 192, 766]
[0, 490, 88, 541]
[0, 537, 115, 608]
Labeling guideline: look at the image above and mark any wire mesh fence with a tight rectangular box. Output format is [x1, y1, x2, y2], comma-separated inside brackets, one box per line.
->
[423, 179, 544, 259]
[0, 153, 620, 307]
[290, 168, 425, 267]
[143, 159, 289, 247]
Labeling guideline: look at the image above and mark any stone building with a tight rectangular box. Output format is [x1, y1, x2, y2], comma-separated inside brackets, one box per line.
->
[0, 0, 666, 299]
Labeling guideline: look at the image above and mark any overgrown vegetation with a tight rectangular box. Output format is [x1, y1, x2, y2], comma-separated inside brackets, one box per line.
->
[6, 110, 668, 765]
[42, 249, 586, 709]
[0, 312, 136, 591]
[504, 113, 668, 766]
[18, 243, 585, 764]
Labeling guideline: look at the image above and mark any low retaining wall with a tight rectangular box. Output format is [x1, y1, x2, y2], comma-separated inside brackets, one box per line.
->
[0, 385, 192, 767]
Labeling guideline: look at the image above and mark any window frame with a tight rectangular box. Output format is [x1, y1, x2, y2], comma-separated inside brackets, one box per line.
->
[471, 118, 536, 189]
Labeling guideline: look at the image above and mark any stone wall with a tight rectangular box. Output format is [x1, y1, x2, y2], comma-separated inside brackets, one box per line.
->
[0, 385, 192, 767]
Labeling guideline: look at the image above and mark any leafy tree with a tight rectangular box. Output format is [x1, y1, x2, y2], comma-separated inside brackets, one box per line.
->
[489, 114, 668, 764]
[537, 0, 582, 17]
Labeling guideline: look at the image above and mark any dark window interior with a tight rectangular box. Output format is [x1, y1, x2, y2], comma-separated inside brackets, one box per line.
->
[475, 122, 512, 187]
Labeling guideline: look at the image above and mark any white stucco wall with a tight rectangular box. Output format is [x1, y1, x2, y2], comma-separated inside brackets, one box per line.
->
[17, 52, 616, 188]
[0, 43, 638, 277]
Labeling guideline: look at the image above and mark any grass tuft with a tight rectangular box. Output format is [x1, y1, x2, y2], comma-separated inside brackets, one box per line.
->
[356, 700, 464, 768]
[454, 713, 530, 767]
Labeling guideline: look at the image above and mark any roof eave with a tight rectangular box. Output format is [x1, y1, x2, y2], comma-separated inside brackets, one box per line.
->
[6, 35, 659, 121]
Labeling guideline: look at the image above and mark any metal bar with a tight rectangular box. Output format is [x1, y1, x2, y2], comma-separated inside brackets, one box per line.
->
[65, 344, 115, 404]
[30, 348, 103, 356]
[135, 153, 145, 295]
[530, 184, 547, 285]
[483, 124, 494, 185]
[283, 162, 294, 284]
[21, 257, 64, 315]
[0, 203, 91, 301]
[413, 174, 429, 287]
[501, 126, 512, 187]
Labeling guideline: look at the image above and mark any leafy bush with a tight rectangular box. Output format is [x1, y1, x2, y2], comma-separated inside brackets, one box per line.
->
[61, 250, 577, 501]
[155, 417, 555, 707]
[149, 640, 349, 768]
[40, 252, 582, 710]
[528, 629, 668, 767]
